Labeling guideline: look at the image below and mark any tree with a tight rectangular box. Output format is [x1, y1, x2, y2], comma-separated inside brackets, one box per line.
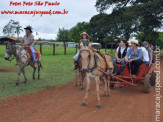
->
[3, 20, 23, 37]
[14, 22, 23, 38]
[87, 13, 110, 43]
[95, 0, 163, 45]
[69, 22, 89, 42]
[56, 28, 69, 44]
[3, 20, 15, 36]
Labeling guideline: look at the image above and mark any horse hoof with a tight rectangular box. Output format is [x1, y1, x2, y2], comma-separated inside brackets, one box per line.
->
[80, 87, 84, 90]
[102, 94, 106, 97]
[33, 77, 35, 80]
[75, 84, 78, 87]
[81, 102, 86, 106]
[23, 81, 26, 84]
[16, 83, 19, 86]
[97, 105, 102, 109]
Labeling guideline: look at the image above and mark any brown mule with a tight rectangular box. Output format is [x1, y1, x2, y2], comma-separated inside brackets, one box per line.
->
[79, 42, 113, 109]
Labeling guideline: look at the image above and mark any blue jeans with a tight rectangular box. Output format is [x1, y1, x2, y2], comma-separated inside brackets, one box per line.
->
[113, 58, 126, 75]
[75, 52, 80, 61]
[30, 47, 36, 61]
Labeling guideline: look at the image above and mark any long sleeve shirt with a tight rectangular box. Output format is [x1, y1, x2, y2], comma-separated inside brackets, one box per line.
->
[125, 47, 143, 60]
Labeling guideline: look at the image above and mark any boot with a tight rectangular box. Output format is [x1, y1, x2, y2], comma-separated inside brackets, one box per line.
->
[120, 66, 125, 76]
[113, 68, 117, 75]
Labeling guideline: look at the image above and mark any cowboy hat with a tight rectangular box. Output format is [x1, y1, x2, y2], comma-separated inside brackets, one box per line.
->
[130, 40, 139, 45]
[24, 26, 33, 33]
[80, 32, 90, 38]
[127, 40, 131, 46]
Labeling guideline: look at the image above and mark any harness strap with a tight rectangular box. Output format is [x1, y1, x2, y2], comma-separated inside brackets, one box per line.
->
[82, 54, 98, 73]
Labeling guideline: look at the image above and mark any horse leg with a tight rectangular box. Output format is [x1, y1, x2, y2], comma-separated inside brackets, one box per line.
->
[80, 73, 84, 90]
[103, 76, 110, 97]
[107, 76, 111, 96]
[81, 76, 91, 106]
[79, 72, 82, 86]
[33, 67, 36, 80]
[38, 63, 40, 79]
[22, 67, 27, 83]
[103, 76, 108, 97]
[16, 68, 22, 86]
[75, 71, 78, 87]
[95, 77, 101, 109]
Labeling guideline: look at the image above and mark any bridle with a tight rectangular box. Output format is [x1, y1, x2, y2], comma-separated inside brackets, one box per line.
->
[79, 49, 98, 73]
[6, 43, 21, 62]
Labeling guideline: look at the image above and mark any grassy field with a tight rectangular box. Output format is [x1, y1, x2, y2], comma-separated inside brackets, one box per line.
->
[0, 45, 115, 100]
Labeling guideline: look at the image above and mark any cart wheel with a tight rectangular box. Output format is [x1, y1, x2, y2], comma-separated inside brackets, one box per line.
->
[143, 74, 151, 93]
[150, 71, 156, 86]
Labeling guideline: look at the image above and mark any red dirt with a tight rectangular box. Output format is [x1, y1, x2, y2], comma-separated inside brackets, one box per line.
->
[0, 57, 162, 122]
[0, 69, 17, 73]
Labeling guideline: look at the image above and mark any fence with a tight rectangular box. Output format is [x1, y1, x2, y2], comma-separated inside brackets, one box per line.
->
[37, 42, 115, 55]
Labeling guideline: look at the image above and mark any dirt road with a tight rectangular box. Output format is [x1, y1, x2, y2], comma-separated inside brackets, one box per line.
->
[0, 57, 162, 122]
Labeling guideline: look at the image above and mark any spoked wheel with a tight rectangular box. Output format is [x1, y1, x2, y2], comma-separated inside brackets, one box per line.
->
[150, 70, 156, 86]
[143, 74, 151, 93]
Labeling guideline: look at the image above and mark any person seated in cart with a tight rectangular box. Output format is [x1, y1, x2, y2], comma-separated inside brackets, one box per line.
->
[113, 39, 129, 75]
[139, 41, 150, 65]
[143, 41, 155, 65]
[125, 40, 143, 77]
[73, 32, 91, 70]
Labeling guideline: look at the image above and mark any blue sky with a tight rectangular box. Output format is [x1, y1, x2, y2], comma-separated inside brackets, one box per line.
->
[0, 0, 99, 39]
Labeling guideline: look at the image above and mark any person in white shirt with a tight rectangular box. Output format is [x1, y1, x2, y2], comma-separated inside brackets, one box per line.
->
[139, 41, 150, 65]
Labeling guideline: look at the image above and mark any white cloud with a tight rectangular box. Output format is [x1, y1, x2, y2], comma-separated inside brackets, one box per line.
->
[33, 32, 57, 40]
[0, 0, 99, 39]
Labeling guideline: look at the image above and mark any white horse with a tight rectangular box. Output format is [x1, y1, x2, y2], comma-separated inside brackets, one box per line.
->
[4, 41, 42, 86]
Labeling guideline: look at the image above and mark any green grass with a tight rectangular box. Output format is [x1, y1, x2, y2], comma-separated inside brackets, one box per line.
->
[0, 45, 115, 100]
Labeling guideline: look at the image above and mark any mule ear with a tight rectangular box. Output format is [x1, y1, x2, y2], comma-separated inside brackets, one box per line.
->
[88, 41, 92, 47]
[80, 41, 83, 48]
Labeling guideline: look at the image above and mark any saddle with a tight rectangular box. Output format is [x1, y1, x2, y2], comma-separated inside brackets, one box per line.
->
[96, 52, 114, 69]
[24, 47, 40, 59]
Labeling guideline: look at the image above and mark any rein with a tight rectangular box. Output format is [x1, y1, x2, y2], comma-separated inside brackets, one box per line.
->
[7, 45, 23, 62]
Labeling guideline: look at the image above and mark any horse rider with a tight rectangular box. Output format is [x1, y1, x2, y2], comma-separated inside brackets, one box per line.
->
[73, 32, 91, 70]
[21, 26, 36, 67]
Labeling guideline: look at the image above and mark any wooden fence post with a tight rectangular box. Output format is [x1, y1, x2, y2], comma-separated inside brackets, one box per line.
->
[98, 45, 101, 51]
[105, 43, 107, 52]
[75, 44, 78, 54]
[64, 43, 66, 55]
[40, 43, 42, 55]
[53, 43, 55, 56]
[111, 42, 113, 53]
[5, 42, 7, 49]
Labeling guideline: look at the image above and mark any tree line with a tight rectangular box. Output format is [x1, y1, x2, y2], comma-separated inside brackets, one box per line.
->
[57, 0, 163, 46]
